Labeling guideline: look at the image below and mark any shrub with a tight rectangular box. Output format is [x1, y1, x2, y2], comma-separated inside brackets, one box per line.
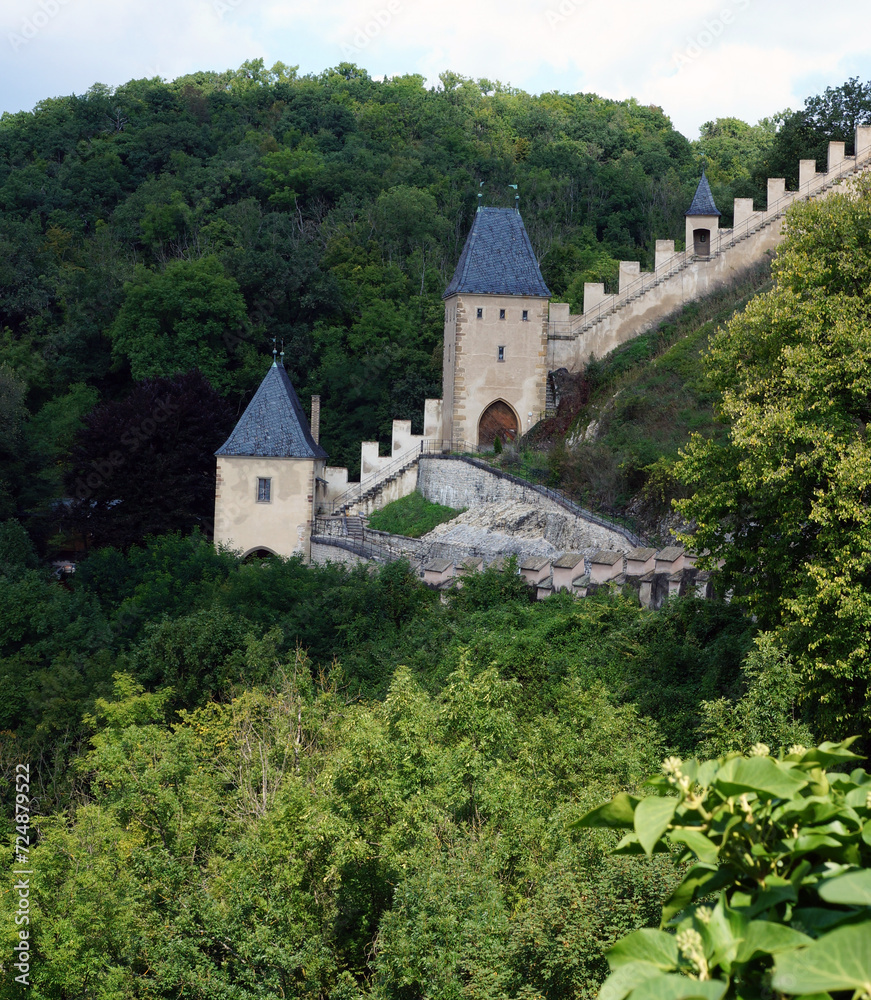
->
[576, 739, 871, 1000]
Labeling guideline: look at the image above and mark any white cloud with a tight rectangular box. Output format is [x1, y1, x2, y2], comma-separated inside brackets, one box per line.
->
[1, 0, 869, 141]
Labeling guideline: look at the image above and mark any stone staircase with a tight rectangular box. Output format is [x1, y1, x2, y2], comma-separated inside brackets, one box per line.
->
[343, 515, 365, 539]
[324, 445, 424, 516]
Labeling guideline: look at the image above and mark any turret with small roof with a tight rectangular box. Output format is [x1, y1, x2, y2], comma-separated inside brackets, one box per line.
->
[213, 352, 327, 563]
[216, 354, 327, 460]
[685, 171, 721, 255]
[685, 171, 721, 218]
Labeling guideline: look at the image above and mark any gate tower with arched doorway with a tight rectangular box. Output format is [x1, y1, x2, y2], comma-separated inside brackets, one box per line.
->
[441, 207, 551, 449]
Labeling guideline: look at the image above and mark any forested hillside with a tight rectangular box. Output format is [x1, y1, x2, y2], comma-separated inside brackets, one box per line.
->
[2, 70, 871, 999]
[1, 526, 786, 997]
[0, 58, 795, 550]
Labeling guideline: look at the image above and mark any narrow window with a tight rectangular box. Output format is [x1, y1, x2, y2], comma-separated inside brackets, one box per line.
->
[257, 477, 271, 503]
[522, 309, 528, 321]
[498, 346, 505, 362]
[499, 308, 506, 320]
[476, 307, 483, 319]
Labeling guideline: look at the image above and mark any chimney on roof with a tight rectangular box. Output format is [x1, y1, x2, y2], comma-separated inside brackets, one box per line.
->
[310, 395, 321, 445]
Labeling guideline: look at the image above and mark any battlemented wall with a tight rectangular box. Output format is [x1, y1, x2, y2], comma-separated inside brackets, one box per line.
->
[548, 128, 871, 369]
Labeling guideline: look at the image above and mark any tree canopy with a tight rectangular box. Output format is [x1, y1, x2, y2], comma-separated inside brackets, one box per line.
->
[62, 370, 234, 549]
[675, 172, 871, 738]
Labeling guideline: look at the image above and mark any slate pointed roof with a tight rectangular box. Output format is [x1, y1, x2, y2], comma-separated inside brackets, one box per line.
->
[216, 362, 328, 459]
[686, 172, 721, 217]
[444, 207, 550, 298]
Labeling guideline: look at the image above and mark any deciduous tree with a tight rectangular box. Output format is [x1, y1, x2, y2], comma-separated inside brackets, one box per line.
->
[61, 370, 233, 550]
[675, 175, 871, 737]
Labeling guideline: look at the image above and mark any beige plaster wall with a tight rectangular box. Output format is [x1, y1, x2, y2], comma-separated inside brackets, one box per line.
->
[214, 456, 323, 560]
[442, 293, 548, 446]
[550, 220, 784, 369]
[685, 213, 719, 251]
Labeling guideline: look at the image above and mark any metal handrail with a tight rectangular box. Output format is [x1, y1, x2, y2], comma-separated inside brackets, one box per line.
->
[318, 447, 644, 546]
[551, 143, 871, 339]
[418, 451, 644, 546]
[324, 441, 427, 514]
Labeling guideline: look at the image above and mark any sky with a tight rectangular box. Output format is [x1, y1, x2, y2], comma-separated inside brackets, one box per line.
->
[1, 0, 870, 139]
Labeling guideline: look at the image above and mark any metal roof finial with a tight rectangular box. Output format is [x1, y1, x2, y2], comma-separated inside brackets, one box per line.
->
[477, 180, 484, 211]
[509, 183, 519, 212]
[272, 337, 278, 367]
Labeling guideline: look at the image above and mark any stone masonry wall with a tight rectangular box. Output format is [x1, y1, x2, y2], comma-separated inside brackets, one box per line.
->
[417, 456, 637, 551]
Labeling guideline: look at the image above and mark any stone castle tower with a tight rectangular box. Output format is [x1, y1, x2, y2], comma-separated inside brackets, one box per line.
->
[441, 207, 551, 448]
[213, 356, 327, 560]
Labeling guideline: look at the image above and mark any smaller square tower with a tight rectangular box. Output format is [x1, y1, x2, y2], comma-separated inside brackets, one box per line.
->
[442, 207, 550, 448]
[214, 357, 327, 561]
[685, 171, 721, 257]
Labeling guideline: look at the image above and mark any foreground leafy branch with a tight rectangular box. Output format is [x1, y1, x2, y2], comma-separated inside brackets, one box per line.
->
[576, 740, 871, 1000]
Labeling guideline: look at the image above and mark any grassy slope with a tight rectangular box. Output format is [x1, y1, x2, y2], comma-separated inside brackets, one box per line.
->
[523, 261, 774, 532]
[366, 491, 463, 538]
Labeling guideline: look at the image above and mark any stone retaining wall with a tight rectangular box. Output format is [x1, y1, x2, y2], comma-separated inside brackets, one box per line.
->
[417, 456, 637, 551]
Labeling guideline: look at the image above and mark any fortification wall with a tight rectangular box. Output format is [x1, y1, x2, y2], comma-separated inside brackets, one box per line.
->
[549, 128, 871, 370]
[417, 456, 634, 551]
[550, 223, 783, 368]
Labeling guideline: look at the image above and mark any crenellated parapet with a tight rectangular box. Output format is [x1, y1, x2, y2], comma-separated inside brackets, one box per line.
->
[548, 128, 871, 370]
[415, 544, 722, 608]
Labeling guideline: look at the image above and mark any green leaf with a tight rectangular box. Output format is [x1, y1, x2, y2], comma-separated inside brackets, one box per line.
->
[798, 739, 863, 767]
[668, 828, 720, 865]
[715, 756, 808, 800]
[612, 832, 671, 855]
[662, 865, 736, 925]
[599, 962, 664, 1000]
[703, 897, 746, 973]
[790, 908, 859, 934]
[574, 792, 640, 829]
[634, 796, 679, 854]
[739, 877, 798, 918]
[735, 921, 813, 964]
[629, 972, 729, 1000]
[772, 924, 871, 995]
[817, 869, 871, 905]
[608, 929, 680, 971]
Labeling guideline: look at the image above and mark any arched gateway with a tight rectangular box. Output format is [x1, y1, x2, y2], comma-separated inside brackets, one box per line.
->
[478, 400, 519, 447]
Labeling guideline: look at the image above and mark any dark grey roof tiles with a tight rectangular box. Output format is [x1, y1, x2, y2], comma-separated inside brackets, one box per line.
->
[216, 363, 328, 459]
[444, 208, 551, 298]
[686, 172, 721, 217]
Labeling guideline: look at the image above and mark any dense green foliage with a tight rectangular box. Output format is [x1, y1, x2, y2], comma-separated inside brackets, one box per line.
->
[2, 70, 869, 998]
[1, 58, 775, 535]
[578, 739, 871, 1000]
[0, 529, 779, 997]
[1, 66, 862, 546]
[366, 490, 462, 537]
[676, 173, 871, 739]
[757, 77, 871, 188]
